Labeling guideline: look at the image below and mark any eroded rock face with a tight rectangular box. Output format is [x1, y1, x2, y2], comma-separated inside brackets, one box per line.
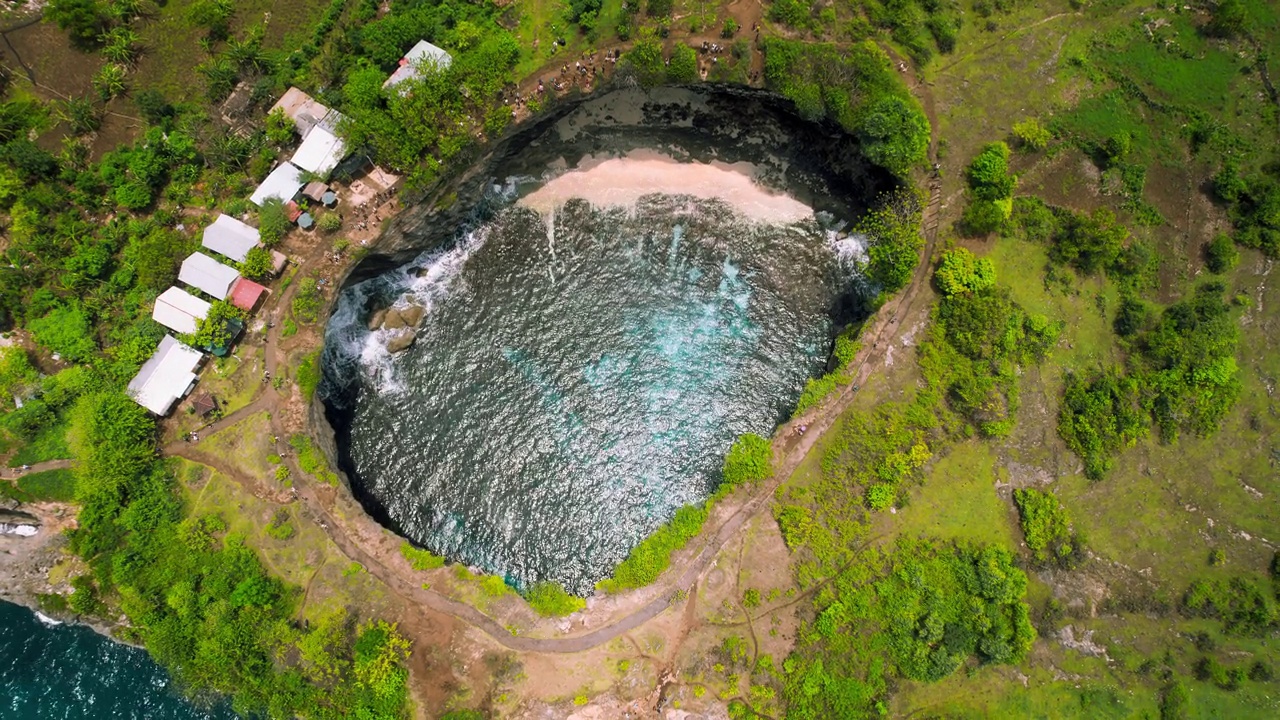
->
[348, 84, 892, 278]
[0, 508, 41, 537]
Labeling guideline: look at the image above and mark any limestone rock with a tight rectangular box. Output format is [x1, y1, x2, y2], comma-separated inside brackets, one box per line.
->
[399, 303, 425, 327]
[367, 308, 388, 330]
[385, 328, 417, 354]
[382, 308, 408, 330]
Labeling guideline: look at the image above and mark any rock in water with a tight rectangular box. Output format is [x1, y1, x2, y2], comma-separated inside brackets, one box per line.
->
[398, 304, 425, 327]
[385, 328, 417, 354]
[367, 308, 388, 330]
[382, 308, 408, 330]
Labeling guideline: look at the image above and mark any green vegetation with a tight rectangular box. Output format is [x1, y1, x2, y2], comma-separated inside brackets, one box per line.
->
[1058, 370, 1147, 481]
[793, 325, 863, 417]
[1183, 577, 1278, 638]
[934, 248, 995, 297]
[190, 301, 246, 352]
[920, 272, 1061, 438]
[762, 40, 928, 179]
[526, 581, 586, 617]
[54, 388, 411, 718]
[400, 541, 446, 571]
[597, 503, 707, 592]
[721, 434, 773, 486]
[1012, 488, 1084, 569]
[264, 509, 295, 541]
[289, 434, 339, 486]
[1, 468, 77, 503]
[296, 350, 322, 400]
[860, 189, 925, 294]
[782, 539, 1034, 719]
[961, 142, 1016, 235]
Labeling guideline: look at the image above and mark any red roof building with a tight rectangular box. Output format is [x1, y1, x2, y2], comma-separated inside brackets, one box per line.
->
[228, 277, 268, 312]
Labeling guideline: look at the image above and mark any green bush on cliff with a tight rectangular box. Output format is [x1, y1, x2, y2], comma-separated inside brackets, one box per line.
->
[722, 433, 773, 486]
[761, 39, 929, 179]
[526, 581, 586, 617]
[400, 541, 446, 571]
[598, 503, 708, 592]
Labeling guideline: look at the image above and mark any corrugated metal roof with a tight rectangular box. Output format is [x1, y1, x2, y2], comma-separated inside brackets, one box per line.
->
[127, 336, 203, 415]
[152, 287, 211, 335]
[250, 162, 304, 206]
[202, 214, 260, 263]
[384, 40, 452, 90]
[291, 123, 346, 178]
[228, 278, 268, 312]
[179, 252, 240, 300]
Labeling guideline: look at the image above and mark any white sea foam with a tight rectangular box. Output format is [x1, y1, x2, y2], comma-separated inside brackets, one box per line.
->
[35, 611, 62, 626]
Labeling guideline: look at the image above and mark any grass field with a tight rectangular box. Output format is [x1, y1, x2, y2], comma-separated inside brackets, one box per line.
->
[7, 416, 71, 468]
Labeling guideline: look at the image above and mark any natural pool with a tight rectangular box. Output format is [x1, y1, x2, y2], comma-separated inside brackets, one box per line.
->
[322, 87, 889, 594]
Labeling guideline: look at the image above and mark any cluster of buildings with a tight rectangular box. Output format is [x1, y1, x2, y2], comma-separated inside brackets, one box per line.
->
[128, 215, 280, 416]
[126, 41, 451, 417]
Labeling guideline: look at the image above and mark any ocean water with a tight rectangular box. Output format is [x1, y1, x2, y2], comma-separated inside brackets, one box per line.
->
[325, 194, 862, 594]
[0, 600, 238, 719]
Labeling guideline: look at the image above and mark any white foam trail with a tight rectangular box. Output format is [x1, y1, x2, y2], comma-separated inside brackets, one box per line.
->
[829, 231, 869, 266]
[35, 611, 62, 626]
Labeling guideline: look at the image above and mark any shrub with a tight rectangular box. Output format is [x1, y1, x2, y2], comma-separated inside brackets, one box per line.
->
[962, 142, 1015, 235]
[1012, 118, 1051, 151]
[621, 39, 667, 87]
[239, 246, 274, 280]
[257, 197, 291, 246]
[400, 541, 446, 571]
[668, 44, 698, 83]
[722, 434, 773, 486]
[722, 18, 739, 37]
[296, 350, 322, 400]
[15, 469, 77, 502]
[1204, 233, 1239, 274]
[866, 483, 894, 510]
[264, 108, 295, 146]
[30, 304, 97, 362]
[291, 277, 324, 324]
[526, 581, 586, 616]
[1012, 488, 1083, 568]
[598, 504, 707, 591]
[317, 213, 342, 233]
[1183, 576, 1279, 636]
[1160, 681, 1190, 720]
[479, 574, 509, 597]
[860, 189, 925, 294]
[265, 510, 295, 540]
[1058, 370, 1147, 480]
[935, 248, 996, 297]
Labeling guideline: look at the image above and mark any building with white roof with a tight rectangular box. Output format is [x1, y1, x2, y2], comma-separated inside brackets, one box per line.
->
[291, 115, 347, 179]
[127, 336, 203, 415]
[383, 40, 452, 91]
[179, 252, 241, 300]
[250, 162, 304, 206]
[152, 287, 211, 335]
[202, 214, 260, 263]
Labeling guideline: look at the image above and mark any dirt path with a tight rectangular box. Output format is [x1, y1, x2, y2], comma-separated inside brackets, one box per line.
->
[0, 459, 74, 478]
